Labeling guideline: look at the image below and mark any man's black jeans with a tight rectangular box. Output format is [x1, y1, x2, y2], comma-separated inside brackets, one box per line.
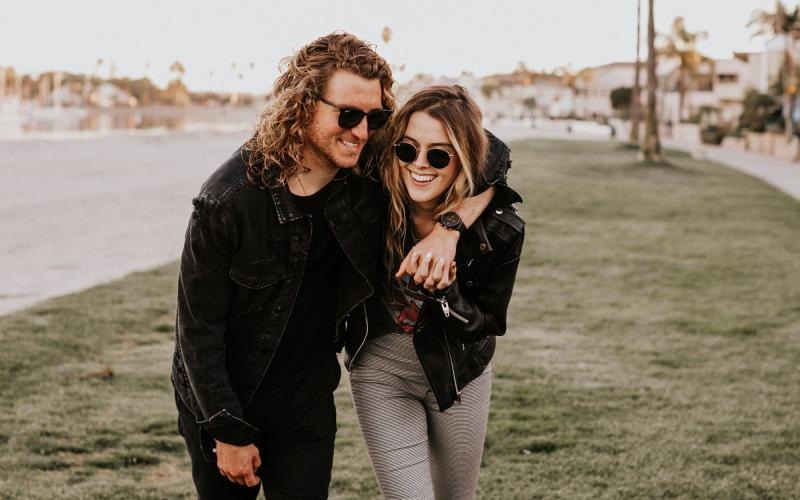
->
[176, 389, 337, 499]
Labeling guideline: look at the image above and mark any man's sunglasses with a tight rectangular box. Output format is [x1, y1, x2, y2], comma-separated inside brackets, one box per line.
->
[394, 142, 454, 169]
[318, 96, 393, 131]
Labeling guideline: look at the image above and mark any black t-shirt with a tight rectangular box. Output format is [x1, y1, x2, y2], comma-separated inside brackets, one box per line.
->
[247, 181, 344, 417]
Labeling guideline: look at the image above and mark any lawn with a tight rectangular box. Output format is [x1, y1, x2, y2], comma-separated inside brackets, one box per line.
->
[1, 139, 798, 499]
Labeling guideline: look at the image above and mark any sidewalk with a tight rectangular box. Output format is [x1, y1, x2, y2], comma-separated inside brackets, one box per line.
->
[663, 140, 800, 202]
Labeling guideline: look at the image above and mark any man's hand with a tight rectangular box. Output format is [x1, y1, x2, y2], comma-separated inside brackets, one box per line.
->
[214, 440, 261, 487]
[396, 224, 458, 287]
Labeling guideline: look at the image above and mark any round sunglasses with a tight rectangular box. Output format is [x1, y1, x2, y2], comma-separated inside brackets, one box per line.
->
[394, 142, 454, 169]
[318, 96, 393, 131]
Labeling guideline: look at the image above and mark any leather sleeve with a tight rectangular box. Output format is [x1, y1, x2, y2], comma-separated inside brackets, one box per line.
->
[435, 225, 524, 343]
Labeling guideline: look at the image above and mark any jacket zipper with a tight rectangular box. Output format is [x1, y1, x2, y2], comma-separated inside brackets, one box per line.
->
[442, 331, 462, 401]
[437, 296, 468, 324]
[346, 302, 370, 370]
[332, 221, 374, 345]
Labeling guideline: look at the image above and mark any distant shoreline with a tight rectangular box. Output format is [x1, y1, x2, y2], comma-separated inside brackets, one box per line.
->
[0, 104, 263, 141]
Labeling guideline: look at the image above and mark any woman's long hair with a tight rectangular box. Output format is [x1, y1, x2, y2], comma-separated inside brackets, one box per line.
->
[382, 85, 488, 274]
[243, 32, 395, 187]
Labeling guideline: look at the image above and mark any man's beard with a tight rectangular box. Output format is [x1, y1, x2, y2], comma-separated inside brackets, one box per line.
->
[305, 126, 363, 170]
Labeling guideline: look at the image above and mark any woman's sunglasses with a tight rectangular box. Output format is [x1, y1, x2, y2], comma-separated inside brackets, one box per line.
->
[318, 96, 393, 131]
[394, 142, 454, 169]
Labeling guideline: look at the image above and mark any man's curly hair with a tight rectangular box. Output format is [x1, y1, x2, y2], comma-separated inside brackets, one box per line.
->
[243, 32, 395, 187]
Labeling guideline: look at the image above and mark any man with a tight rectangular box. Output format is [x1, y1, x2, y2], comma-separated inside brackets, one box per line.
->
[172, 32, 507, 499]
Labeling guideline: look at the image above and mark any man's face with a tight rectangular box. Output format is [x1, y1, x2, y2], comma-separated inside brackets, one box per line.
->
[304, 69, 383, 171]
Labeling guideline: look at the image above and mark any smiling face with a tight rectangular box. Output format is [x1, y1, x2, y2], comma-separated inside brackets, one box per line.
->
[398, 111, 460, 211]
[304, 69, 383, 172]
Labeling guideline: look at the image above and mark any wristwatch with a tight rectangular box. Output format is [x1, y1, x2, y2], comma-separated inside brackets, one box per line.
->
[438, 211, 466, 235]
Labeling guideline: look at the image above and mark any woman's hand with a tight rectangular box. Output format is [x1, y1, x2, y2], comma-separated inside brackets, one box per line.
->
[423, 260, 457, 293]
[396, 224, 458, 288]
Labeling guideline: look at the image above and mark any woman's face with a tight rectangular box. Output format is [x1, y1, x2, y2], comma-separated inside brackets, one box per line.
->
[397, 111, 461, 211]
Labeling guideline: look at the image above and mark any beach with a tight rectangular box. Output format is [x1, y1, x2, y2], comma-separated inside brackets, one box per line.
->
[0, 130, 250, 315]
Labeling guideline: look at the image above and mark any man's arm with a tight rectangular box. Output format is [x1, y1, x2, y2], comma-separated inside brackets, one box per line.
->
[395, 187, 494, 285]
[395, 130, 516, 285]
[176, 198, 260, 485]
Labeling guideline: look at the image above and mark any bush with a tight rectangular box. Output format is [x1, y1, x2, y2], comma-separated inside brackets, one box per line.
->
[610, 87, 632, 111]
[739, 90, 783, 133]
[700, 125, 726, 145]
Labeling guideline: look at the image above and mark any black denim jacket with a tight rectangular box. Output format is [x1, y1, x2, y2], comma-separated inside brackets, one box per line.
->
[172, 132, 511, 447]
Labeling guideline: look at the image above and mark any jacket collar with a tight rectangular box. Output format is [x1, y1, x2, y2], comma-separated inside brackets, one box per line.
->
[268, 168, 353, 224]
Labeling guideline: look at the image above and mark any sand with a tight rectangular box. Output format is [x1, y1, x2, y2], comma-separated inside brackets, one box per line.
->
[0, 130, 250, 315]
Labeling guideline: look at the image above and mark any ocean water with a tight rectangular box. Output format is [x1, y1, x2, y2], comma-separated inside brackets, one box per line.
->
[0, 105, 262, 141]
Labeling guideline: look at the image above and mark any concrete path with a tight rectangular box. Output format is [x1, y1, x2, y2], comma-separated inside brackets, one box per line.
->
[663, 140, 800, 202]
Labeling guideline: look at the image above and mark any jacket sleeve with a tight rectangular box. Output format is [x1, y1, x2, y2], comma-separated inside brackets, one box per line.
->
[175, 198, 258, 445]
[474, 130, 522, 207]
[432, 225, 524, 343]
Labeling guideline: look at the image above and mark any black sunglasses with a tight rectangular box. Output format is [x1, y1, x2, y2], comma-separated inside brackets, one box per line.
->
[394, 142, 454, 169]
[318, 96, 393, 131]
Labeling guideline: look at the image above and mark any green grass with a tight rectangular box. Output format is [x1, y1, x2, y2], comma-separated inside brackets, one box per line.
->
[1, 139, 799, 499]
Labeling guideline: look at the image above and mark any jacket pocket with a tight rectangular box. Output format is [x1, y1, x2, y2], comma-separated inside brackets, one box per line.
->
[472, 336, 496, 366]
[229, 257, 287, 289]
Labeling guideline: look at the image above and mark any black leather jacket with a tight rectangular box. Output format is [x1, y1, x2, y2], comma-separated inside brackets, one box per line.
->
[171, 134, 511, 446]
[344, 158, 524, 412]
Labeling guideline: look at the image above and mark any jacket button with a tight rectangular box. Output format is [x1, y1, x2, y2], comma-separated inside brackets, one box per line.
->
[466, 281, 473, 287]
[495, 208, 503, 215]
[479, 243, 487, 251]
[276, 306, 283, 312]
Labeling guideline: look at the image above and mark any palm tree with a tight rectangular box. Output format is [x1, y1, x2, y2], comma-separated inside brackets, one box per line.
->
[169, 60, 186, 83]
[642, 0, 661, 161]
[748, 1, 800, 139]
[660, 17, 714, 122]
[554, 65, 593, 117]
[629, 0, 642, 145]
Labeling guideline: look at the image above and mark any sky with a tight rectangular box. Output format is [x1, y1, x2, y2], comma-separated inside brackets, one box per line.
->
[0, 0, 788, 93]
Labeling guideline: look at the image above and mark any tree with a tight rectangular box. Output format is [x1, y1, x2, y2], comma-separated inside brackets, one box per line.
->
[522, 97, 537, 117]
[642, 0, 662, 161]
[480, 81, 500, 100]
[749, 1, 800, 139]
[660, 17, 714, 122]
[630, 0, 643, 145]
[553, 65, 593, 117]
[169, 61, 186, 82]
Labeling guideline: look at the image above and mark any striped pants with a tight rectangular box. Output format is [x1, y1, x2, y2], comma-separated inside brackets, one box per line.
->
[350, 333, 492, 500]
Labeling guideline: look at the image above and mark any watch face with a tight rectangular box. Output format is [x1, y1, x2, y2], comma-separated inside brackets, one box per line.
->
[440, 212, 461, 228]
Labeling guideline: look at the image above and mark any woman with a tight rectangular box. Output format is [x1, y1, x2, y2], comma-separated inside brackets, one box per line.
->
[347, 85, 525, 499]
